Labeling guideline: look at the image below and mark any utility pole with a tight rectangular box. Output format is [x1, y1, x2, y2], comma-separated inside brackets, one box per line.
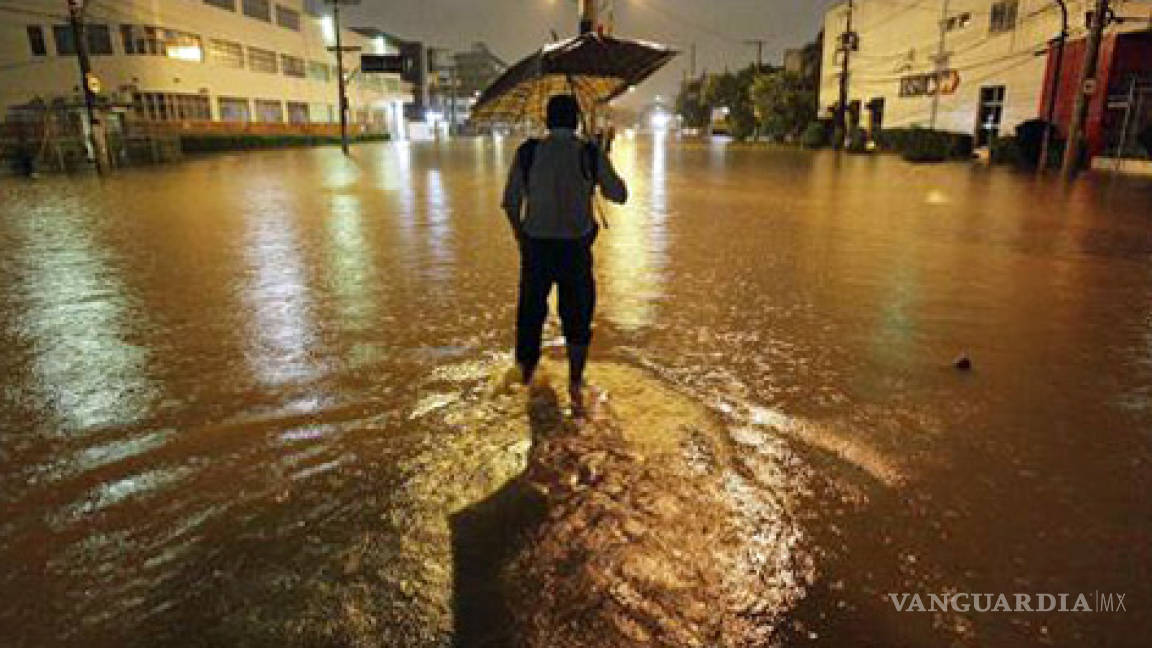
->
[579, 0, 598, 132]
[1063, 0, 1110, 178]
[1038, 0, 1068, 174]
[690, 42, 697, 78]
[67, 0, 104, 174]
[929, 0, 951, 130]
[326, 0, 361, 155]
[744, 39, 767, 73]
[579, 0, 598, 35]
[834, 0, 856, 150]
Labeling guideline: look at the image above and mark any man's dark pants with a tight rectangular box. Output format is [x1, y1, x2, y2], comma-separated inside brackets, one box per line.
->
[515, 236, 595, 376]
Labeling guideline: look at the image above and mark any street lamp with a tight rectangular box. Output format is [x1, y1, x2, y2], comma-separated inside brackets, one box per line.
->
[1037, 0, 1068, 173]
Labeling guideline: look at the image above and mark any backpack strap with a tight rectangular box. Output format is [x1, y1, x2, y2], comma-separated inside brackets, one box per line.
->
[517, 138, 540, 188]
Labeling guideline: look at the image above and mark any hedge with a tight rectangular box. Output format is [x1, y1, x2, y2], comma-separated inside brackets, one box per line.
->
[180, 133, 391, 153]
[875, 127, 973, 162]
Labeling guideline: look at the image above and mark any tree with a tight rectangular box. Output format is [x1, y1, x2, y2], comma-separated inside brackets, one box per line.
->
[704, 67, 758, 140]
[674, 78, 709, 129]
[751, 70, 817, 141]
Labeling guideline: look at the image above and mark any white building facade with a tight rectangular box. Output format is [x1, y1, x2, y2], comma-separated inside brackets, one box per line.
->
[819, 0, 1147, 148]
[0, 0, 412, 136]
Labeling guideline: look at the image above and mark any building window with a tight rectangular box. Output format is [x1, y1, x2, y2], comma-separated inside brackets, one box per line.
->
[242, 0, 272, 22]
[248, 47, 278, 73]
[945, 12, 972, 32]
[209, 39, 245, 68]
[977, 85, 1007, 147]
[134, 92, 212, 121]
[275, 5, 301, 30]
[309, 102, 329, 122]
[27, 26, 47, 56]
[122, 25, 203, 61]
[52, 25, 76, 55]
[286, 101, 309, 124]
[307, 60, 330, 82]
[87, 25, 113, 55]
[281, 54, 306, 77]
[204, 0, 236, 10]
[254, 99, 284, 122]
[53, 24, 112, 56]
[218, 97, 251, 122]
[990, 0, 1019, 34]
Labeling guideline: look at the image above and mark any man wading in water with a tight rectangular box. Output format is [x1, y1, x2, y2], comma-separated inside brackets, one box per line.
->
[502, 94, 628, 414]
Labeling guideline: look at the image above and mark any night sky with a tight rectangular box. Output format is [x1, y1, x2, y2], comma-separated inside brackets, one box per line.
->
[346, 0, 832, 107]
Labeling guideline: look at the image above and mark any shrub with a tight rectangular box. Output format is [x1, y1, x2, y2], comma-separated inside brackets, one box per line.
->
[180, 132, 391, 153]
[900, 128, 951, 163]
[800, 121, 829, 148]
[845, 127, 870, 154]
[1138, 126, 1152, 158]
[875, 127, 972, 162]
[989, 136, 1023, 165]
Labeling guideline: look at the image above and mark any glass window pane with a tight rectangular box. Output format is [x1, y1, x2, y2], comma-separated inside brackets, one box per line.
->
[53, 25, 76, 56]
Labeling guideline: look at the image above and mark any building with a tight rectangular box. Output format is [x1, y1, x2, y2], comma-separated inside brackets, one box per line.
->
[453, 42, 508, 98]
[1, 0, 412, 138]
[430, 42, 508, 133]
[784, 33, 823, 83]
[820, 0, 1152, 158]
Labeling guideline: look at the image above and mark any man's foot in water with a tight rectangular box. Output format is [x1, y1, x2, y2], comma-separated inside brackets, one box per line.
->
[569, 382, 587, 418]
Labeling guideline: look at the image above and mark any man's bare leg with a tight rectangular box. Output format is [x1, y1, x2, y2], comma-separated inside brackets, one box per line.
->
[567, 344, 589, 415]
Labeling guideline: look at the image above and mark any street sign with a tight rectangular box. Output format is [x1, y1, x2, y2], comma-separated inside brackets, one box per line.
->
[1083, 78, 1098, 95]
[361, 54, 411, 75]
[85, 72, 101, 94]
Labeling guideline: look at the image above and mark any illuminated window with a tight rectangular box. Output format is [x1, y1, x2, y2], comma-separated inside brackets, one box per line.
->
[209, 39, 244, 68]
[254, 99, 284, 122]
[248, 47, 278, 73]
[242, 0, 272, 22]
[281, 54, 306, 77]
[121, 25, 203, 61]
[275, 5, 301, 31]
[27, 26, 47, 56]
[990, 0, 1019, 34]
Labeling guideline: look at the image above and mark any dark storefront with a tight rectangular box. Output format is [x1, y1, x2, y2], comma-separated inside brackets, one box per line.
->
[1039, 30, 1152, 160]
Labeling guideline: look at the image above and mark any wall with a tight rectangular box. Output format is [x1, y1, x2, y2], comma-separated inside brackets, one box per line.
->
[0, 0, 411, 132]
[817, 0, 1150, 146]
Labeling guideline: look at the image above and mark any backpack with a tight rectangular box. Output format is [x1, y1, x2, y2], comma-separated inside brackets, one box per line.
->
[516, 137, 600, 192]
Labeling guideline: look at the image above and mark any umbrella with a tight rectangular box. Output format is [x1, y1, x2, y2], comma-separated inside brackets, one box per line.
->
[471, 33, 678, 126]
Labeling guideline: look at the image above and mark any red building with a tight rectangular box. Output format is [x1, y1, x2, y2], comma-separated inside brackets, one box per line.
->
[1039, 30, 1152, 159]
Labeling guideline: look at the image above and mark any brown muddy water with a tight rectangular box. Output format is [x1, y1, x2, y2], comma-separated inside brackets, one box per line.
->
[1, 138, 1151, 647]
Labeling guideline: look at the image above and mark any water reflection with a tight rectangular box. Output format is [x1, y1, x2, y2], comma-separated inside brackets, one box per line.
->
[597, 137, 669, 331]
[423, 169, 454, 282]
[325, 194, 377, 333]
[241, 190, 319, 387]
[10, 198, 156, 432]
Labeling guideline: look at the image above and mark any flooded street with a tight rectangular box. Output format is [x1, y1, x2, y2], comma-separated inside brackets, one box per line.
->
[2, 138, 1151, 646]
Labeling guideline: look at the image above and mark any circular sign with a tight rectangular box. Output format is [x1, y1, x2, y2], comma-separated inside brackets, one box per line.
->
[1082, 78, 1097, 96]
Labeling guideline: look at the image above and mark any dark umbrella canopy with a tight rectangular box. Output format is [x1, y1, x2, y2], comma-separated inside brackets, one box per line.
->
[471, 33, 678, 125]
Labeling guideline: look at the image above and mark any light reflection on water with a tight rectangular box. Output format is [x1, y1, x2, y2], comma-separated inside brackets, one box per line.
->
[241, 188, 319, 388]
[8, 197, 157, 433]
[0, 139, 1150, 646]
[598, 135, 669, 331]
